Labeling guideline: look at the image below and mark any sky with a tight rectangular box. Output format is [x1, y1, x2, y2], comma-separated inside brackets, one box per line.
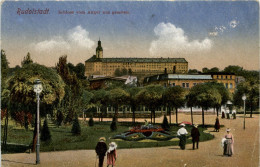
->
[1, 1, 259, 71]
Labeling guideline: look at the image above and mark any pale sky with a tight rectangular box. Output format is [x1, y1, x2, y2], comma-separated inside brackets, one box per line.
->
[1, 1, 259, 71]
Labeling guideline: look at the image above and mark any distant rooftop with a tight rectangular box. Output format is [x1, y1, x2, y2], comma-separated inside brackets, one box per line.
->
[85, 56, 188, 63]
[144, 74, 212, 83]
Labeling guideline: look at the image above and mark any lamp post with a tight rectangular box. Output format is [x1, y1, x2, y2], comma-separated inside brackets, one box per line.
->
[34, 79, 43, 164]
[242, 94, 246, 130]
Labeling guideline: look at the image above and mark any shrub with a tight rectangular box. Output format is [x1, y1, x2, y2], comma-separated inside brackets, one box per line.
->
[40, 119, 51, 142]
[71, 115, 81, 135]
[110, 116, 117, 131]
[161, 115, 170, 131]
[88, 115, 94, 126]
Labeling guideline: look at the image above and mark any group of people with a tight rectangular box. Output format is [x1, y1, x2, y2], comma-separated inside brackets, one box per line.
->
[95, 120, 234, 166]
[95, 137, 117, 167]
[221, 109, 237, 119]
[177, 121, 234, 157]
[177, 123, 200, 150]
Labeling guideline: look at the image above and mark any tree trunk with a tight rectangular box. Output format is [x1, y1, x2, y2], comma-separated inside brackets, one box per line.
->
[217, 107, 219, 117]
[190, 107, 193, 125]
[150, 109, 152, 124]
[132, 105, 136, 125]
[153, 110, 156, 124]
[176, 108, 178, 124]
[202, 108, 205, 127]
[3, 109, 9, 149]
[250, 104, 253, 118]
[169, 107, 171, 125]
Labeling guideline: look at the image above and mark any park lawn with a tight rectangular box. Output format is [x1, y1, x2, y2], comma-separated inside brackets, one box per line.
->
[1, 120, 214, 153]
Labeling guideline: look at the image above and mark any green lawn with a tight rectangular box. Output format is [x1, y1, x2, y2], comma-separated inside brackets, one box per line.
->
[1, 120, 214, 153]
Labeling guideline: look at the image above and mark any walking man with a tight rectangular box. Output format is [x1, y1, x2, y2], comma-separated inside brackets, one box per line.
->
[95, 137, 108, 167]
[191, 124, 200, 150]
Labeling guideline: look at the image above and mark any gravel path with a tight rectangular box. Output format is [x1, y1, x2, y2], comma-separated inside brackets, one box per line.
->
[2, 113, 259, 167]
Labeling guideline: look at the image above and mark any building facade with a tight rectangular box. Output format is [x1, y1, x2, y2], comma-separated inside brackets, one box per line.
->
[144, 72, 236, 93]
[85, 40, 188, 78]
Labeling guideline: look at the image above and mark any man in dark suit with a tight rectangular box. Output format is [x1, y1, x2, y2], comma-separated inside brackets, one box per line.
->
[95, 137, 108, 167]
[191, 124, 200, 150]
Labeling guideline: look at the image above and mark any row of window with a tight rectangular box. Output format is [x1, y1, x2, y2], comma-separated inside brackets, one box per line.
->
[216, 75, 233, 79]
[164, 82, 233, 89]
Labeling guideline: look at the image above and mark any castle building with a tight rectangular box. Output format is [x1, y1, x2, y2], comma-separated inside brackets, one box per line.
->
[85, 40, 189, 79]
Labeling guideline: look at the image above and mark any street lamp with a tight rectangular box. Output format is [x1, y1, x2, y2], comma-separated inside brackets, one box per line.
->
[242, 94, 246, 130]
[34, 79, 43, 164]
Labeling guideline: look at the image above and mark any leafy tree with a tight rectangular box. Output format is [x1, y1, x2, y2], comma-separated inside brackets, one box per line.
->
[21, 52, 33, 67]
[109, 88, 129, 120]
[202, 67, 209, 73]
[223, 65, 243, 74]
[41, 119, 51, 142]
[161, 115, 170, 131]
[114, 68, 122, 76]
[1, 49, 10, 149]
[91, 89, 109, 122]
[71, 115, 81, 135]
[88, 115, 94, 126]
[208, 67, 219, 73]
[163, 86, 186, 124]
[126, 87, 141, 124]
[205, 82, 230, 117]
[137, 85, 164, 124]
[233, 80, 259, 117]
[189, 84, 221, 127]
[188, 69, 200, 74]
[110, 116, 117, 131]
[8, 63, 65, 151]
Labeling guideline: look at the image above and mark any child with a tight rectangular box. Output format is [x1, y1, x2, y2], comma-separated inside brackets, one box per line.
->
[107, 142, 117, 167]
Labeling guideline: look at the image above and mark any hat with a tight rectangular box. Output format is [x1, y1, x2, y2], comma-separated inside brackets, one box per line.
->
[194, 124, 198, 128]
[180, 123, 185, 127]
[99, 137, 106, 142]
[226, 128, 231, 132]
[107, 142, 117, 153]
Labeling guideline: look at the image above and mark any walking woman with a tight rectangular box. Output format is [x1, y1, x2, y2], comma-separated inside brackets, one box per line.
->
[107, 142, 117, 167]
[223, 128, 234, 157]
[214, 117, 220, 132]
[177, 123, 188, 150]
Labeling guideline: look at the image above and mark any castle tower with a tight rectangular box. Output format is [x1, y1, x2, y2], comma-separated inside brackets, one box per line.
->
[96, 39, 103, 58]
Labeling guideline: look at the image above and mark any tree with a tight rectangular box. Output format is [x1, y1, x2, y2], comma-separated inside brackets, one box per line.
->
[91, 89, 109, 122]
[202, 67, 209, 73]
[204, 82, 230, 117]
[188, 69, 200, 74]
[162, 115, 170, 131]
[190, 84, 221, 127]
[109, 88, 130, 120]
[137, 85, 164, 124]
[21, 52, 33, 67]
[126, 87, 141, 125]
[233, 80, 259, 117]
[163, 86, 186, 124]
[208, 67, 219, 73]
[71, 115, 81, 135]
[41, 119, 51, 142]
[114, 68, 122, 76]
[8, 63, 65, 152]
[1, 49, 10, 149]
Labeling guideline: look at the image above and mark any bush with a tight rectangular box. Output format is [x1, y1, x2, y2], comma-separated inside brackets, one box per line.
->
[110, 116, 117, 131]
[161, 115, 170, 131]
[40, 119, 51, 142]
[88, 115, 94, 126]
[71, 115, 81, 135]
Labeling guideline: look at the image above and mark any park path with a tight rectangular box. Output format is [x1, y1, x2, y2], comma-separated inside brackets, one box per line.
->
[2, 113, 259, 167]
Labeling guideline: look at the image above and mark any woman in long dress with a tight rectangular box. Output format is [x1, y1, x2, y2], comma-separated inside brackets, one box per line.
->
[214, 117, 220, 132]
[223, 128, 234, 156]
[107, 142, 117, 167]
[177, 123, 188, 150]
